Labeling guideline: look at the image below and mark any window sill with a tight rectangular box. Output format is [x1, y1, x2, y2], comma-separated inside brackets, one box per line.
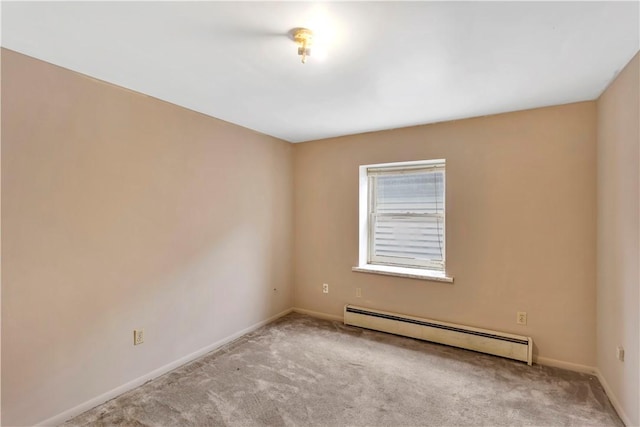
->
[352, 265, 454, 283]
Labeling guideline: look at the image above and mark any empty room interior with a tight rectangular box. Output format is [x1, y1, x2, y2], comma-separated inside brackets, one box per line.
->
[1, 1, 639, 426]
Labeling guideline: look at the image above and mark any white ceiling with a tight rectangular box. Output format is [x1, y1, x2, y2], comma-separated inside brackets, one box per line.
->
[2, 1, 639, 143]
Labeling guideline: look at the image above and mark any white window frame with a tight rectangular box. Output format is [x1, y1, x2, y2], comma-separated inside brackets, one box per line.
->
[354, 159, 453, 283]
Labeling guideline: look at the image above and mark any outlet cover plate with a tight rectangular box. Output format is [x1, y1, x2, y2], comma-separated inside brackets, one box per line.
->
[134, 329, 144, 345]
[517, 312, 527, 325]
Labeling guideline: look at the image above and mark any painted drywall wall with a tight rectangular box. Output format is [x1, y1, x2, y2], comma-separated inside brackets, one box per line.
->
[1, 49, 294, 426]
[596, 52, 639, 426]
[293, 102, 597, 367]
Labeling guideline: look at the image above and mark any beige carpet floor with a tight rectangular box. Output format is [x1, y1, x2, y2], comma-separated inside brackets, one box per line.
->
[65, 313, 623, 426]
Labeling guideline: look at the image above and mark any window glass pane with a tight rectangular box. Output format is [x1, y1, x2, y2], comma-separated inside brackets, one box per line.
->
[373, 216, 444, 267]
[375, 171, 444, 215]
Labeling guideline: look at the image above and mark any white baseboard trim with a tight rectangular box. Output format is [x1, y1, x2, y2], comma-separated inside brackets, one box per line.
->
[534, 358, 630, 426]
[292, 307, 343, 322]
[533, 356, 597, 375]
[36, 308, 293, 427]
[36, 308, 631, 427]
[594, 368, 632, 427]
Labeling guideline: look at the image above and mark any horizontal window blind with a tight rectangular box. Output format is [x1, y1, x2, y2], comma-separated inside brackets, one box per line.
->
[367, 164, 444, 175]
[368, 165, 445, 270]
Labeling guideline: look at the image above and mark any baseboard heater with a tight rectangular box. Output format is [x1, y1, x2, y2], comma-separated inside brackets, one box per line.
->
[344, 305, 532, 365]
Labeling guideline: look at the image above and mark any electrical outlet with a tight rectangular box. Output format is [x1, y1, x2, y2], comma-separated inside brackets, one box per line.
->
[356, 288, 362, 298]
[617, 346, 625, 361]
[517, 312, 527, 325]
[322, 283, 329, 294]
[134, 329, 144, 345]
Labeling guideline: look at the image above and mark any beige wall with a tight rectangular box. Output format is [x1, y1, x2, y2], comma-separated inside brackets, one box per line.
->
[5, 45, 634, 426]
[1, 49, 293, 426]
[596, 52, 639, 426]
[293, 102, 597, 367]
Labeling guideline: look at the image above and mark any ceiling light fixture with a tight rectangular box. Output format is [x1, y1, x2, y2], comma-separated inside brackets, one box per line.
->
[291, 27, 313, 64]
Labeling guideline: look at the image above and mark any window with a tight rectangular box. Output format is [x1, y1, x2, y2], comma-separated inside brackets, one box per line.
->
[354, 159, 452, 282]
